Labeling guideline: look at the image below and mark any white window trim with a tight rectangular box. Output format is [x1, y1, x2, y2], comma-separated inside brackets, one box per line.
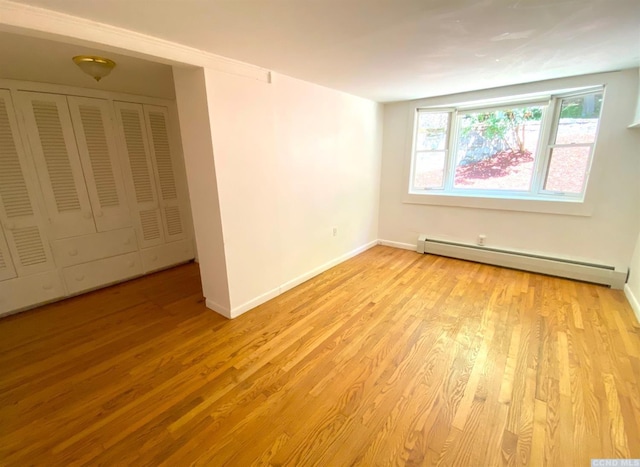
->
[402, 86, 605, 217]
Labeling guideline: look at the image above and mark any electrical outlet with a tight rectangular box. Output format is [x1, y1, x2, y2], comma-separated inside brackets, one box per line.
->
[477, 234, 486, 246]
[332, 227, 338, 237]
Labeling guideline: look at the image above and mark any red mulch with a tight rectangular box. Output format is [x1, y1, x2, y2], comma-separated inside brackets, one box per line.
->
[454, 150, 534, 185]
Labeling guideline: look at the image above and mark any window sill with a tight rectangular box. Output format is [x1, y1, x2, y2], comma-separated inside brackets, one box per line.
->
[402, 191, 593, 216]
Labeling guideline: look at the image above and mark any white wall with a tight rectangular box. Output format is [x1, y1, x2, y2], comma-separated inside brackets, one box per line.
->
[204, 69, 383, 316]
[633, 67, 640, 127]
[623, 68, 640, 322]
[626, 232, 640, 323]
[379, 70, 640, 272]
[272, 75, 382, 285]
[173, 66, 231, 314]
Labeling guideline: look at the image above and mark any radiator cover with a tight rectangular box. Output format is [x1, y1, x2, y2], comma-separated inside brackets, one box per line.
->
[417, 235, 626, 289]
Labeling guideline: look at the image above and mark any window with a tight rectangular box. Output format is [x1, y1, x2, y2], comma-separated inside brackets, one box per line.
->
[409, 89, 604, 203]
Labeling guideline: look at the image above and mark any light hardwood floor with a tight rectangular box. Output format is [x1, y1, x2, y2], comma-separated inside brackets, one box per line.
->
[1, 245, 639, 466]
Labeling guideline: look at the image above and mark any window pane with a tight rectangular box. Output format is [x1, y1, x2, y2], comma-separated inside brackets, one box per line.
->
[555, 92, 602, 144]
[416, 112, 449, 151]
[544, 146, 591, 194]
[453, 106, 544, 191]
[413, 151, 446, 189]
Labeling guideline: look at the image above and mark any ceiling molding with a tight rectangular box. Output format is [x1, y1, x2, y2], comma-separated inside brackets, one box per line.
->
[0, 78, 176, 106]
[0, 0, 271, 83]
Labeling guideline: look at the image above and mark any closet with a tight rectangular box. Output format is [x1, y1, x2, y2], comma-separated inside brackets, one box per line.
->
[0, 81, 194, 316]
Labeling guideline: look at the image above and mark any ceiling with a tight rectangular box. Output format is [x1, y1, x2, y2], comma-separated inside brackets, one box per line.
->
[7, 0, 640, 102]
[0, 31, 175, 98]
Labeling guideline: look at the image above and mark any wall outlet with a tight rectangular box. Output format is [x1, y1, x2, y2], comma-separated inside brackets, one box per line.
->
[332, 227, 338, 237]
[477, 234, 486, 246]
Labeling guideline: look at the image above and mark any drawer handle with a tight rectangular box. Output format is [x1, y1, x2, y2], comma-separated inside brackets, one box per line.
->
[75, 275, 85, 282]
[42, 283, 53, 290]
[69, 249, 78, 256]
[82, 212, 92, 220]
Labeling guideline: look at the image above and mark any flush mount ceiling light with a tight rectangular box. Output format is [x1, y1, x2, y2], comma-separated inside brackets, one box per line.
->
[72, 55, 116, 82]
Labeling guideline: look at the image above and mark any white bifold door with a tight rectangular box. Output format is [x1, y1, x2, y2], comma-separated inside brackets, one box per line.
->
[67, 96, 131, 232]
[18, 91, 96, 239]
[0, 89, 55, 277]
[17, 92, 131, 238]
[114, 102, 187, 249]
[143, 105, 187, 243]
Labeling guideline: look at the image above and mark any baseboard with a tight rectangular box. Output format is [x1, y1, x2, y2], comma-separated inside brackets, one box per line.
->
[229, 287, 282, 319]
[205, 298, 231, 319]
[624, 284, 640, 325]
[280, 239, 379, 294]
[378, 239, 416, 251]
[228, 239, 379, 319]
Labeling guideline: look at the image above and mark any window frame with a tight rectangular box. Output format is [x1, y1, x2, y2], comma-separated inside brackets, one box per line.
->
[404, 86, 605, 216]
[411, 108, 453, 190]
[538, 90, 602, 197]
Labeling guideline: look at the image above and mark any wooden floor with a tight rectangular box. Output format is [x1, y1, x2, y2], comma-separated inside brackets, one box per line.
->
[1, 246, 639, 466]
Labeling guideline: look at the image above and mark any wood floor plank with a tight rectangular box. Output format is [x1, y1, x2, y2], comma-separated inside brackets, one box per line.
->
[1, 246, 639, 466]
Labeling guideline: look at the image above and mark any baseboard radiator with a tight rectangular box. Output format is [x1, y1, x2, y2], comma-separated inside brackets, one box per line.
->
[417, 235, 627, 289]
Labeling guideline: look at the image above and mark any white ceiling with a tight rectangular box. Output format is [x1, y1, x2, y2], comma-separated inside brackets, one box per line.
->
[0, 31, 176, 98]
[7, 0, 640, 102]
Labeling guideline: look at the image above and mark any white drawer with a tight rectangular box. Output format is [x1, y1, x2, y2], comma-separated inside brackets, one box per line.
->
[0, 270, 65, 317]
[53, 228, 137, 268]
[63, 252, 142, 295]
[141, 239, 194, 273]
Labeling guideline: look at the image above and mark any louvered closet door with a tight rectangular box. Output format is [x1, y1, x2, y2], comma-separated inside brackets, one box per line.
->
[0, 90, 56, 276]
[67, 96, 131, 232]
[0, 226, 17, 281]
[17, 91, 95, 239]
[114, 102, 163, 248]
[143, 105, 187, 243]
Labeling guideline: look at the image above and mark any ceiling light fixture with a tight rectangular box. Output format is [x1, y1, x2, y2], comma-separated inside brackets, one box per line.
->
[72, 55, 116, 82]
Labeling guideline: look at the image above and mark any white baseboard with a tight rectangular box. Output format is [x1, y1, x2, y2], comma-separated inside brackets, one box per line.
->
[378, 239, 416, 251]
[279, 240, 378, 294]
[624, 284, 640, 325]
[226, 239, 379, 319]
[228, 287, 282, 319]
[205, 298, 231, 319]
